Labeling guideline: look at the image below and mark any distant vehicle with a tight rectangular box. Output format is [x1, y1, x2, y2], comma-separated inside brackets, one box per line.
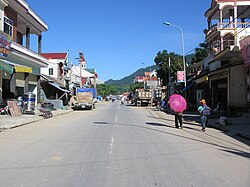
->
[112, 96, 116, 102]
[71, 88, 97, 110]
[152, 88, 162, 106]
[134, 88, 152, 106]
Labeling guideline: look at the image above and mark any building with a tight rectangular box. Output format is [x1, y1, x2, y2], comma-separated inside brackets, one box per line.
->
[68, 65, 98, 90]
[202, 0, 250, 114]
[41, 52, 69, 84]
[134, 76, 144, 83]
[0, 0, 48, 104]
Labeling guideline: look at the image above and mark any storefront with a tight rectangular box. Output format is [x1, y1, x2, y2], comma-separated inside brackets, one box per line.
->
[0, 56, 44, 106]
[0, 59, 13, 101]
[209, 69, 228, 110]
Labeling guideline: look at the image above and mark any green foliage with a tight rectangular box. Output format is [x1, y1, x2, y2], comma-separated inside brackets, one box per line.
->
[96, 84, 130, 96]
[129, 82, 144, 93]
[105, 65, 158, 85]
[191, 42, 209, 64]
[154, 50, 182, 85]
[96, 84, 117, 96]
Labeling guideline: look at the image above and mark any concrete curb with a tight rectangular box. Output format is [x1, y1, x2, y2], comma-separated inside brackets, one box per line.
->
[0, 109, 74, 132]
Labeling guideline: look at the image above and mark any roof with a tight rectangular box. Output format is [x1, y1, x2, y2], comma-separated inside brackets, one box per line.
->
[41, 74, 65, 88]
[144, 76, 158, 81]
[41, 53, 68, 60]
[136, 76, 144, 79]
[86, 68, 96, 74]
[71, 65, 94, 77]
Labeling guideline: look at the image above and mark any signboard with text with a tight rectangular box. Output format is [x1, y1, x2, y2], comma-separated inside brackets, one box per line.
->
[0, 31, 12, 57]
[177, 71, 185, 83]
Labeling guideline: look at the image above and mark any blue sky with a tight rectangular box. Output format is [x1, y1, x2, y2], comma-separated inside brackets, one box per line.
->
[27, 0, 211, 81]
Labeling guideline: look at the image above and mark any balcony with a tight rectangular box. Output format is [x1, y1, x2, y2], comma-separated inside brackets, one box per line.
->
[206, 22, 250, 39]
[10, 42, 48, 67]
[210, 39, 235, 55]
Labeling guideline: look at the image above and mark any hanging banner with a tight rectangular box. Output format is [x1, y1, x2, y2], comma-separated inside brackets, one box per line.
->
[0, 31, 12, 57]
[177, 71, 185, 83]
[240, 35, 250, 67]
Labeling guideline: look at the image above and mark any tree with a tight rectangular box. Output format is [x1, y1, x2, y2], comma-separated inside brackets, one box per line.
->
[154, 50, 182, 86]
[96, 84, 117, 96]
[191, 42, 209, 64]
[129, 82, 144, 93]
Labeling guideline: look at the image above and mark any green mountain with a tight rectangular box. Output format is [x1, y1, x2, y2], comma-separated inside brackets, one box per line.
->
[105, 65, 158, 85]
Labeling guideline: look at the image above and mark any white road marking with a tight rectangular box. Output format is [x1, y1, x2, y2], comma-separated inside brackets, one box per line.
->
[115, 114, 118, 123]
[109, 135, 114, 156]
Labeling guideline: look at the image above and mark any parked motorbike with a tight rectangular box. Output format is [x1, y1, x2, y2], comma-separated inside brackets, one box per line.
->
[0, 105, 8, 115]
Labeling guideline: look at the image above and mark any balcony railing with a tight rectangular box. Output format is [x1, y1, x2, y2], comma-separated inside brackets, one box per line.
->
[210, 40, 235, 55]
[207, 22, 249, 36]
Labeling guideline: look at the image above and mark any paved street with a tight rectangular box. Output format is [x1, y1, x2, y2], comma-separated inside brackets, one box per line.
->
[0, 101, 249, 187]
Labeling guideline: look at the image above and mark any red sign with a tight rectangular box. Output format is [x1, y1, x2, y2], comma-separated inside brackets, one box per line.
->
[177, 71, 185, 83]
[240, 36, 250, 67]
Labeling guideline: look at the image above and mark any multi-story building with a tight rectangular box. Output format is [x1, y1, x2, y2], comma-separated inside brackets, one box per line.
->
[202, 0, 250, 114]
[41, 52, 69, 84]
[39, 52, 70, 104]
[0, 0, 48, 104]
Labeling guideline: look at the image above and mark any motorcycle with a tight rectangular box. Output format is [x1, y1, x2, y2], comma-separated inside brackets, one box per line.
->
[0, 105, 8, 115]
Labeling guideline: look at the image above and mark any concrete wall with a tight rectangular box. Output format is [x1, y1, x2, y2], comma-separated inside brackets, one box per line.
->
[229, 64, 247, 107]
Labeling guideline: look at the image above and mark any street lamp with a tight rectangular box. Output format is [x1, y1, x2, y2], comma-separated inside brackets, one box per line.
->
[163, 22, 186, 88]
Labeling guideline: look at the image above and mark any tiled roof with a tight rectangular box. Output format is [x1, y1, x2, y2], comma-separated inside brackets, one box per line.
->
[144, 76, 158, 81]
[42, 53, 68, 60]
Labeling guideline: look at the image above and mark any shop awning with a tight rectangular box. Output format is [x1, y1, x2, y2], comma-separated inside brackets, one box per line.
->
[0, 59, 13, 74]
[14, 65, 32, 73]
[0, 59, 32, 73]
[48, 82, 71, 93]
[182, 82, 195, 91]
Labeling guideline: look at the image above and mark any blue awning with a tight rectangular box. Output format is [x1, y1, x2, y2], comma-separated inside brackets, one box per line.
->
[182, 82, 195, 91]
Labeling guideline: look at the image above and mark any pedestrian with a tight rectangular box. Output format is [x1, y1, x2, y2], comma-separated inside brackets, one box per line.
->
[198, 99, 211, 132]
[174, 111, 183, 129]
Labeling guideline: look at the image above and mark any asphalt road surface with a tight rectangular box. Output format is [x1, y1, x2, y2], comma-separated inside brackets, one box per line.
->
[0, 101, 249, 187]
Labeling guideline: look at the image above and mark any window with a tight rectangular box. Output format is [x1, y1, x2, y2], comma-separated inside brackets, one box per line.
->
[4, 17, 13, 36]
[49, 68, 53, 75]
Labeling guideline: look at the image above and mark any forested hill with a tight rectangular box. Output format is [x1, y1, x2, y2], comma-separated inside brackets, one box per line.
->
[105, 65, 158, 85]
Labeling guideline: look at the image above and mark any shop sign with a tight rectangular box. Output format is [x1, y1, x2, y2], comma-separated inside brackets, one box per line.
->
[177, 71, 185, 83]
[0, 59, 13, 74]
[0, 31, 12, 57]
[14, 65, 32, 73]
[240, 35, 250, 67]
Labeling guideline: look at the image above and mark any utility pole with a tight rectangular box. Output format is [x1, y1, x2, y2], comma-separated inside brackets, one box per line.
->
[168, 57, 171, 98]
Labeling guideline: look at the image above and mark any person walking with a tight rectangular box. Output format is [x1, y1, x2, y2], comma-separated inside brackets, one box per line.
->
[174, 111, 183, 129]
[198, 99, 211, 132]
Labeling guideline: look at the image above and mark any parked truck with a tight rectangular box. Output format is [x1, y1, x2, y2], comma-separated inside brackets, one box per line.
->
[134, 88, 152, 106]
[152, 88, 162, 106]
[71, 88, 97, 110]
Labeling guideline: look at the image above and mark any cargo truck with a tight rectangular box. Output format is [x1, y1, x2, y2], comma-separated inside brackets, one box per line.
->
[134, 88, 152, 106]
[71, 88, 97, 110]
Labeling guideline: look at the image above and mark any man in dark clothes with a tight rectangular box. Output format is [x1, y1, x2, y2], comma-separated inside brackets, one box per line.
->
[175, 111, 183, 129]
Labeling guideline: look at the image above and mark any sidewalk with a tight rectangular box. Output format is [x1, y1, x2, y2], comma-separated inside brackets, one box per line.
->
[0, 108, 73, 131]
[207, 117, 250, 140]
[161, 109, 250, 140]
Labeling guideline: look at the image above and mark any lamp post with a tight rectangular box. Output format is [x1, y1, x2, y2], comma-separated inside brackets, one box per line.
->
[163, 22, 186, 88]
